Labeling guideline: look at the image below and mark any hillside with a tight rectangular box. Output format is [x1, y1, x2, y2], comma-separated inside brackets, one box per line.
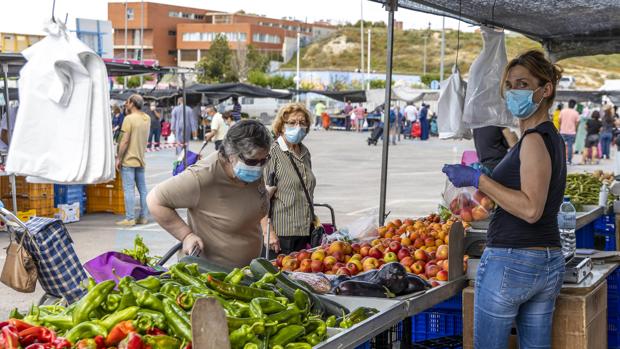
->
[281, 27, 620, 89]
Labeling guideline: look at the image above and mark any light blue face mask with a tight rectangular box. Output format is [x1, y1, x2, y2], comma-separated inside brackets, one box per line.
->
[233, 161, 263, 183]
[284, 126, 307, 144]
[505, 87, 542, 119]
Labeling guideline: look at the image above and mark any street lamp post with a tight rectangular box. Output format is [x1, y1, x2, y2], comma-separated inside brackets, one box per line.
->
[360, 0, 365, 89]
[423, 22, 430, 76]
[367, 28, 371, 90]
[296, 32, 300, 102]
[440, 17, 446, 82]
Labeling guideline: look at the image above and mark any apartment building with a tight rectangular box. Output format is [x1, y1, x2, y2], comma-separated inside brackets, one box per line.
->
[108, 2, 336, 68]
[108, 2, 219, 66]
[0, 32, 43, 53]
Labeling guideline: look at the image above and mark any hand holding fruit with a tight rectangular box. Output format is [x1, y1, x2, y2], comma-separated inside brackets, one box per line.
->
[442, 164, 481, 188]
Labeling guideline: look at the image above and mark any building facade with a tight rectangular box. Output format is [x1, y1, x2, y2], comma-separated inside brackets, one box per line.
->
[108, 2, 217, 66]
[0, 33, 43, 53]
[108, 2, 336, 68]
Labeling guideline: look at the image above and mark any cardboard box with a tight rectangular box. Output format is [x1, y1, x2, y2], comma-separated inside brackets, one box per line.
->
[54, 202, 80, 223]
[463, 280, 607, 349]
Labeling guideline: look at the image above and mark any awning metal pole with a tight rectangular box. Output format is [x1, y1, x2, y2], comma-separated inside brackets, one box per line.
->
[379, 0, 397, 226]
[181, 73, 188, 169]
[1, 63, 17, 214]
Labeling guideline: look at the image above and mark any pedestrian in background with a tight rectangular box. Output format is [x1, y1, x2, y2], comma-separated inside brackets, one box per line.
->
[313, 100, 326, 130]
[171, 97, 197, 154]
[552, 103, 562, 130]
[601, 104, 615, 159]
[404, 102, 418, 127]
[582, 110, 602, 164]
[146, 102, 161, 149]
[231, 96, 242, 121]
[573, 105, 588, 156]
[205, 106, 228, 151]
[419, 103, 430, 141]
[343, 100, 353, 131]
[112, 105, 124, 143]
[354, 104, 366, 132]
[559, 99, 580, 164]
[116, 94, 150, 227]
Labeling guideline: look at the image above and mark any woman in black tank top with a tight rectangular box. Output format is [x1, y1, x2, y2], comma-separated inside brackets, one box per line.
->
[442, 50, 566, 349]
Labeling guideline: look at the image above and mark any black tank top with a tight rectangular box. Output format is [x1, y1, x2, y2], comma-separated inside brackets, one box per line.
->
[486, 121, 566, 248]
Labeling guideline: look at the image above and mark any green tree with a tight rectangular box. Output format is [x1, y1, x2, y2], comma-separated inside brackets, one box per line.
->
[420, 74, 440, 87]
[369, 79, 386, 89]
[269, 75, 295, 89]
[196, 34, 238, 83]
[247, 70, 270, 87]
[246, 45, 270, 73]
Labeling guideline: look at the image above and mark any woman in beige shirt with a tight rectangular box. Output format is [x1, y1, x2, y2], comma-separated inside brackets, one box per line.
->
[147, 120, 272, 268]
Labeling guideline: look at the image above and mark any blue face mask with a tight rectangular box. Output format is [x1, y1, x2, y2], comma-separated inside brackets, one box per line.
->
[233, 161, 263, 183]
[505, 87, 542, 119]
[284, 126, 307, 144]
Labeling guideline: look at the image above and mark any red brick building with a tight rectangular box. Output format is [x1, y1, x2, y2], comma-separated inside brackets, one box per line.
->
[108, 2, 335, 67]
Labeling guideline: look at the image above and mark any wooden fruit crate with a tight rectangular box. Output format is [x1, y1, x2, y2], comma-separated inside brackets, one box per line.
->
[0, 176, 53, 198]
[2, 195, 55, 216]
[86, 190, 125, 215]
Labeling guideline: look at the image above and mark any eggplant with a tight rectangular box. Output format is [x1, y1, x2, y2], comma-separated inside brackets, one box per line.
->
[373, 262, 408, 294]
[350, 270, 379, 282]
[334, 280, 394, 298]
[399, 275, 432, 295]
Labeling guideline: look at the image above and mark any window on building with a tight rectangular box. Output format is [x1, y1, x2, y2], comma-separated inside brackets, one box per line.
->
[180, 50, 198, 61]
[182, 13, 189, 18]
[126, 8, 134, 20]
[168, 11, 178, 18]
[182, 32, 201, 41]
[242, 97, 254, 105]
[182, 32, 247, 42]
[252, 33, 281, 44]
[168, 30, 176, 36]
[168, 50, 176, 56]
[195, 15, 204, 20]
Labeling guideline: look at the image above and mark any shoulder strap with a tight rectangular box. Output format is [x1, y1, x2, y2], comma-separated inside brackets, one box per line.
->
[286, 152, 315, 220]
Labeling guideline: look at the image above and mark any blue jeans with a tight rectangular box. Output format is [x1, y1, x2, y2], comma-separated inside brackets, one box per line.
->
[601, 132, 612, 159]
[121, 166, 148, 220]
[474, 247, 565, 349]
[561, 134, 576, 163]
[148, 128, 161, 148]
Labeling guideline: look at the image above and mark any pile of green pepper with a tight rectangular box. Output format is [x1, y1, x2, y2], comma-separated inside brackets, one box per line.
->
[565, 173, 614, 211]
[10, 260, 380, 349]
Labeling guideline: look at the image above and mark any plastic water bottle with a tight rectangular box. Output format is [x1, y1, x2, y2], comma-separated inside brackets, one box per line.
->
[599, 184, 609, 207]
[558, 196, 577, 260]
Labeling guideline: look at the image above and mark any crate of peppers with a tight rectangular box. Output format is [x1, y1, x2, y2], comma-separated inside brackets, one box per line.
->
[3, 257, 380, 349]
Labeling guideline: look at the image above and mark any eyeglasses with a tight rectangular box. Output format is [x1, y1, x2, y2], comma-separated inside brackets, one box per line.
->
[239, 153, 271, 167]
[285, 121, 308, 127]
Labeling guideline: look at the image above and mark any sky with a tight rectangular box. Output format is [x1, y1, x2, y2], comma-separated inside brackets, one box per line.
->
[0, 0, 474, 35]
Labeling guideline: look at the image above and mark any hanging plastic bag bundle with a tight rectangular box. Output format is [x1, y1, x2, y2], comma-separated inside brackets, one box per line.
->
[437, 65, 471, 140]
[462, 26, 513, 129]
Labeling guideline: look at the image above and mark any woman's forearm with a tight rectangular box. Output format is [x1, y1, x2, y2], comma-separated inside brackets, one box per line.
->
[146, 192, 192, 242]
[478, 175, 544, 224]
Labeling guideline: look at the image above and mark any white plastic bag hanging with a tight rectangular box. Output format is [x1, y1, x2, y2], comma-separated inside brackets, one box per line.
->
[437, 66, 471, 140]
[462, 26, 513, 129]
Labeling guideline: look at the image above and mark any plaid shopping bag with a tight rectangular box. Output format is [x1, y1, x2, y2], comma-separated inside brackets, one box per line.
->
[20, 217, 87, 303]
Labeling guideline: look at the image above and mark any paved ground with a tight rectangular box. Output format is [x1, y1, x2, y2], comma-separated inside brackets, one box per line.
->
[0, 130, 616, 316]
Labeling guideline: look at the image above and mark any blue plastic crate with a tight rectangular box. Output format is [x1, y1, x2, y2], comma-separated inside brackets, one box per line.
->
[430, 294, 462, 312]
[54, 185, 86, 214]
[610, 315, 620, 348]
[609, 269, 620, 294]
[576, 222, 595, 249]
[610, 294, 620, 317]
[412, 310, 463, 342]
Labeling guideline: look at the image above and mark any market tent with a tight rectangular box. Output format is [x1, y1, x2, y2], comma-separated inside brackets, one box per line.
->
[370, 0, 620, 61]
[290, 89, 367, 103]
[188, 82, 293, 100]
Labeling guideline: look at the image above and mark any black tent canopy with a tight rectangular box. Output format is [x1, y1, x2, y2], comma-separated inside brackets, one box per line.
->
[370, 0, 620, 61]
[188, 82, 293, 100]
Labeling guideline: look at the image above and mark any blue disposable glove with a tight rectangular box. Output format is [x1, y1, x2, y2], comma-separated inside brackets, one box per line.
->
[442, 164, 481, 188]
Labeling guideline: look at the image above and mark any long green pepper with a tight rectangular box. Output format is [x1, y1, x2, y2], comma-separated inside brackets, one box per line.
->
[72, 280, 115, 325]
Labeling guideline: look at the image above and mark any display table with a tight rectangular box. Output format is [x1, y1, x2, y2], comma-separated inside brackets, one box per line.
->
[462, 263, 618, 349]
[577, 205, 605, 230]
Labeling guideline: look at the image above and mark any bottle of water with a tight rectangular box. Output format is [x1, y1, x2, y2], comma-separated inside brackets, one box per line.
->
[558, 196, 576, 260]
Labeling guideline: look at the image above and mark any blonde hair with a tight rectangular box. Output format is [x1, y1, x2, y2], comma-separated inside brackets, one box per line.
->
[501, 50, 563, 111]
[272, 103, 312, 137]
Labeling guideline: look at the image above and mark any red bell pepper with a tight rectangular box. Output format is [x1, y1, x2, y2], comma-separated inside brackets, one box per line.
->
[94, 335, 105, 349]
[145, 327, 166, 336]
[105, 321, 136, 346]
[119, 332, 144, 349]
[19, 326, 57, 346]
[9, 319, 33, 332]
[52, 337, 72, 349]
[75, 338, 97, 349]
[2, 325, 20, 349]
[184, 342, 192, 349]
[0, 322, 9, 329]
[24, 344, 54, 349]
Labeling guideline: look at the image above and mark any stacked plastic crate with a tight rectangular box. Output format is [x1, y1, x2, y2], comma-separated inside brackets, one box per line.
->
[0, 176, 54, 217]
[86, 175, 125, 215]
[410, 294, 463, 343]
[54, 185, 86, 215]
[608, 268, 620, 348]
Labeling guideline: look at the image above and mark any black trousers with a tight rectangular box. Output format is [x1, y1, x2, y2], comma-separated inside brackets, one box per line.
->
[261, 236, 310, 259]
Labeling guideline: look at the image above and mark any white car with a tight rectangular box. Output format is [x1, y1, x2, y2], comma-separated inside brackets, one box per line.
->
[559, 76, 576, 89]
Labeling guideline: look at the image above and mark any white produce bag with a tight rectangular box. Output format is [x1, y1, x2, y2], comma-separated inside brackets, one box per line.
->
[462, 26, 513, 129]
[437, 66, 471, 140]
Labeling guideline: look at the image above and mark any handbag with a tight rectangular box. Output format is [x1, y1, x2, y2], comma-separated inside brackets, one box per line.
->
[0, 226, 37, 293]
[286, 152, 324, 247]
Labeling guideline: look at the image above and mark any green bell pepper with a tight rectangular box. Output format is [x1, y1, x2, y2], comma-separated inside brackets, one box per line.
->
[101, 293, 122, 313]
